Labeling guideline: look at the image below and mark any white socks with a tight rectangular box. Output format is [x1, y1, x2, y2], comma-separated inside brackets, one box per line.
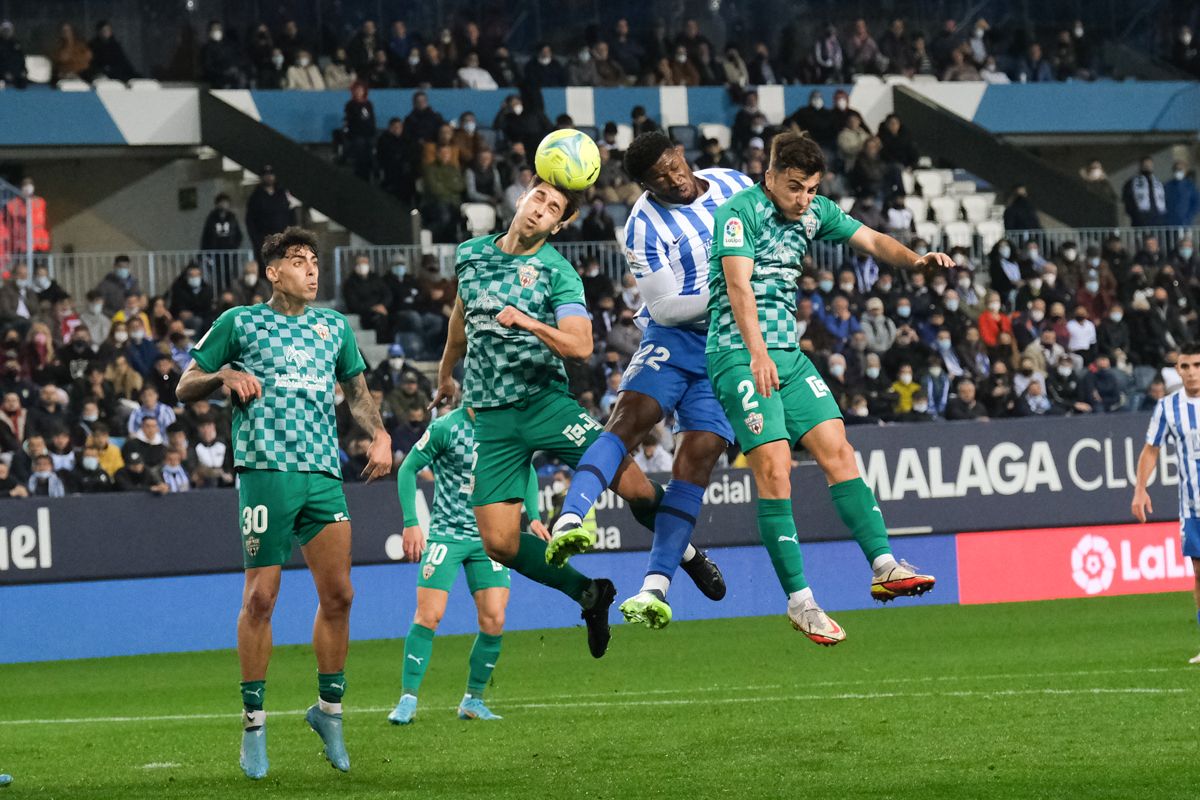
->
[872, 554, 899, 576]
[787, 587, 816, 609]
[641, 574, 670, 595]
[318, 698, 342, 716]
[681, 544, 698, 562]
[243, 709, 265, 730]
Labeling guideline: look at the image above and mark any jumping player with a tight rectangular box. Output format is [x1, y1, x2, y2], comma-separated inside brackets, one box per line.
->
[552, 132, 751, 628]
[1132, 341, 1200, 664]
[706, 131, 937, 645]
[178, 228, 392, 778]
[389, 403, 546, 723]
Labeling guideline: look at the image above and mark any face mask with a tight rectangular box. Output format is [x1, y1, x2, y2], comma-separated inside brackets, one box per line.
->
[1029, 278, 1043, 291]
[818, 280, 834, 293]
[463, 120, 477, 134]
[988, 301, 1001, 313]
[272, 55, 284, 68]
[33, 470, 52, 480]
[34, 276, 50, 291]
[912, 403, 929, 413]
[115, 267, 130, 280]
[409, 54, 420, 66]
[811, 98, 824, 110]
[1084, 280, 1100, 294]
[839, 281, 854, 293]
[899, 373, 912, 385]
[936, 339, 952, 351]
[897, 305, 911, 318]
[187, 276, 202, 289]
[355, 263, 371, 277]
[1109, 311, 1123, 323]
[914, 246, 929, 257]
[945, 299, 959, 312]
[1062, 248, 1077, 261]
[1088, 167, 1103, 180]
[244, 274, 258, 287]
[998, 246, 1011, 259]
[389, 358, 405, 371]
[974, 28, 985, 39]
[1179, 297, 1189, 308]
[512, 104, 523, 115]
[114, 331, 129, 344]
[538, 55, 552, 66]
[551, 479, 567, 495]
[1030, 310, 1045, 322]
[1027, 249, 1040, 260]
[878, 281, 892, 293]
[82, 456, 100, 471]
[1088, 256, 1101, 268]
[1181, 248, 1194, 260]
[835, 98, 848, 111]
[952, 253, 967, 267]
[1043, 274, 1056, 287]
[82, 413, 99, 424]
[210, 29, 223, 42]
[866, 366, 880, 379]
[830, 364, 845, 378]
[130, 330, 146, 343]
[932, 282, 946, 295]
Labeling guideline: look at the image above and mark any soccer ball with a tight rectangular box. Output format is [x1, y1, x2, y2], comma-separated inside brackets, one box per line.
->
[534, 129, 601, 191]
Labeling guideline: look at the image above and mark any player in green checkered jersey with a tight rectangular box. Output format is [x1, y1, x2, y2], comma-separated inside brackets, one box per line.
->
[707, 132, 942, 646]
[433, 176, 663, 659]
[387, 404, 546, 724]
[177, 228, 392, 780]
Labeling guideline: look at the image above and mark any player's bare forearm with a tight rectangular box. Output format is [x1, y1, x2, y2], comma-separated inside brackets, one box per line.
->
[342, 372, 385, 438]
[1134, 445, 1159, 494]
[849, 227, 953, 272]
[528, 315, 593, 360]
[176, 363, 224, 403]
[723, 256, 767, 356]
[437, 298, 467, 388]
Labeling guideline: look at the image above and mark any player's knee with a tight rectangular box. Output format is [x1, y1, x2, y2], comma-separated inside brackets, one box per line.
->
[478, 609, 505, 635]
[483, 538, 517, 564]
[321, 583, 355, 616]
[414, 608, 443, 630]
[819, 441, 859, 483]
[242, 587, 278, 621]
[756, 456, 792, 497]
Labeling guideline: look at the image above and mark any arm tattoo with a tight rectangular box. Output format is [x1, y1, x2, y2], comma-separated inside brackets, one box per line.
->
[343, 372, 384, 437]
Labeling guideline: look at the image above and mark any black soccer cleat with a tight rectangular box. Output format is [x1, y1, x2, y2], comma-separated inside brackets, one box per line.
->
[581, 578, 617, 658]
[680, 548, 727, 601]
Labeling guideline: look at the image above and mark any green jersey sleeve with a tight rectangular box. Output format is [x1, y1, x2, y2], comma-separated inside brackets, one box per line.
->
[710, 193, 759, 261]
[396, 420, 444, 527]
[334, 313, 367, 381]
[523, 466, 541, 524]
[548, 257, 588, 317]
[190, 307, 243, 373]
[812, 194, 863, 243]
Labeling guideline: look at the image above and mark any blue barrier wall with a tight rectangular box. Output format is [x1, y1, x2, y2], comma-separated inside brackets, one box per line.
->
[0, 536, 958, 663]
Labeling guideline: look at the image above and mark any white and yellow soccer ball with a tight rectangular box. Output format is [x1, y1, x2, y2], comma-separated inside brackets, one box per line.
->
[534, 128, 602, 191]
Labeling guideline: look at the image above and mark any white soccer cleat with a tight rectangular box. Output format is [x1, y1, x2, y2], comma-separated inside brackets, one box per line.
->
[1188, 651, 1200, 665]
[786, 602, 846, 646]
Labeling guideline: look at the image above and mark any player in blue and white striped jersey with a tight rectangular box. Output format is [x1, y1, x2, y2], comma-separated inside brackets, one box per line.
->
[547, 132, 753, 628]
[1133, 341, 1200, 663]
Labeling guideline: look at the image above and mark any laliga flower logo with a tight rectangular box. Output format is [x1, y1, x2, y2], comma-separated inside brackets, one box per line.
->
[1071, 533, 1116, 595]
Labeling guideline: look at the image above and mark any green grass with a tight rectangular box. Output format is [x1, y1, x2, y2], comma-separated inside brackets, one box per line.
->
[1, 593, 1197, 799]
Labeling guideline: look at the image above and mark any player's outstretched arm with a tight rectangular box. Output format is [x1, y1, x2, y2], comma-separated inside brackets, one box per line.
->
[433, 296, 467, 408]
[848, 226, 954, 272]
[342, 372, 392, 482]
[176, 362, 262, 403]
[723, 254, 778, 397]
[1131, 444, 1159, 523]
[495, 306, 592, 360]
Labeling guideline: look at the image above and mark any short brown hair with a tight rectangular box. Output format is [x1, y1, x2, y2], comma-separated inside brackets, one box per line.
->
[261, 226, 319, 266]
[769, 131, 825, 176]
[528, 176, 582, 222]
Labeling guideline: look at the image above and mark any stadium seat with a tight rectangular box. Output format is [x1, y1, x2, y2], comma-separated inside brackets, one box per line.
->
[913, 169, 944, 198]
[128, 79, 162, 90]
[837, 197, 856, 213]
[605, 203, 629, 229]
[57, 78, 90, 91]
[615, 124, 634, 151]
[669, 125, 699, 150]
[975, 220, 1005, 251]
[93, 77, 126, 91]
[943, 221, 973, 248]
[961, 195, 992, 224]
[903, 196, 928, 222]
[460, 203, 497, 237]
[948, 180, 977, 196]
[915, 220, 940, 245]
[900, 170, 915, 195]
[476, 126, 497, 150]
[24, 55, 51, 84]
[698, 123, 731, 150]
[576, 125, 599, 142]
[930, 197, 961, 224]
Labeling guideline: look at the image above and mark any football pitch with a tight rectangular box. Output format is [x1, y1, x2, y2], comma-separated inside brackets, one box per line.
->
[0, 592, 1195, 799]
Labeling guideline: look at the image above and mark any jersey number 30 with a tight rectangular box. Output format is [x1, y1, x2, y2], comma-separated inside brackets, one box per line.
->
[242, 505, 268, 535]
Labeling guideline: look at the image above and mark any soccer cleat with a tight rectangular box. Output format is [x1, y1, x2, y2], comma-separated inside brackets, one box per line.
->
[581, 578, 617, 658]
[871, 560, 936, 602]
[305, 705, 350, 772]
[619, 589, 673, 629]
[239, 724, 268, 780]
[1189, 651, 1200, 665]
[680, 548, 727, 600]
[546, 514, 597, 566]
[0, 773, 13, 787]
[457, 695, 502, 720]
[387, 694, 418, 725]
[787, 603, 846, 646]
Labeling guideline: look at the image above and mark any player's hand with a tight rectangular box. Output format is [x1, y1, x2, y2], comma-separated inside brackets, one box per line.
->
[529, 520, 551, 541]
[750, 350, 780, 398]
[361, 431, 393, 483]
[402, 525, 426, 561]
[915, 251, 955, 270]
[1131, 487, 1153, 523]
[429, 376, 459, 410]
[218, 368, 262, 403]
[496, 305, 536, 331]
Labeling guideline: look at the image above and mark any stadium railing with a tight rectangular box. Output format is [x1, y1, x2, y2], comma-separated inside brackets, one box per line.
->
[26, 249, 253, 302]
[1002, 225, 1199, 255]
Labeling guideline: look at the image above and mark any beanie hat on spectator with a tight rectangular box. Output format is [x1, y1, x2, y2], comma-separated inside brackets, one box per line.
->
[126, 451, 144, 464]
[388, 343, 406, 358]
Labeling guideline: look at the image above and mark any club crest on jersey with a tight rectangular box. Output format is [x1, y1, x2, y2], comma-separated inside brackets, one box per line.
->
[313, 323, 330, 340]
[801, 211, 818, 239]
[519, 263, 539, 288]
[245, 535, 261, 557]
[723, 218, 744, 247]
[422, 562, 435, 579]
[745, 411, 764, 435]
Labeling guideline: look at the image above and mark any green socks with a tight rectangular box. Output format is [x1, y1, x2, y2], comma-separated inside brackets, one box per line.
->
[466, 633, 503, 697]
[318, 671, 346, 705]
[240, 679, 265, 712]
[402, 623, 436, 695]
[629, 481, 665, 532]
[758, 498, 808, 594]
[830, 477, 892, 563]
[508, 532, 592, 603]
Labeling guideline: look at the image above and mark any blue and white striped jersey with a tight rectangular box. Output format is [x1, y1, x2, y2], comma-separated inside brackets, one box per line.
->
[1147, 390, 1200, 519]
[623, 167, 753, 329]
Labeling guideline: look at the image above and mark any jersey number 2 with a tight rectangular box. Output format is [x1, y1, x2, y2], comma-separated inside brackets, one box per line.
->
[631, 343, 671, 371]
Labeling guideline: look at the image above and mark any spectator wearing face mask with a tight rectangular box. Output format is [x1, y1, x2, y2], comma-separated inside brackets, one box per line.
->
[1164, 163, 1200, 226]
[933, 330, 966, 377]
[859, 297, 896, 355]
[956, 326, 992, 379]
[1123, 157, 1166, 227]
[127, 385, 175, 435]
[787, 91, 837, 150]
[1096, 303, 1131, 361]
[166, 264, 214, 334]
[988, 239, 1024, 301]
[1047, 356, 1092, 414]
[114, 450, 167, 494]
[836, 113, 870, 172]
[813, 25, 845, 83]
[524, 43, 568, 88]
[284, 48, 324, 90]
[200, 21, 243, 88]
[342, 257, 394, 343]
[1013, 353, 1049, 397]
[122, 318, 158, 377]
[944, 378, 989, 421]
[920, 355, 950, 416]
[158, 447, 191, 493]
[1065, 304, 1098, 363]
[1013, 378, 1061, 417]
[892, 389, 931, 423]
[93, 256, 140, 316]
[1078, 354, 1127, 412]
[859, 353, 896, 418]
[27, 453, 65, 498]
[883, 324, 929, 378]
[72, 444, 115, 493]
[1003, 185, 1041, 231]
[890, 363, 922, 413]
[822, 296, 861, 354]
[1169, 237, 1197, 281]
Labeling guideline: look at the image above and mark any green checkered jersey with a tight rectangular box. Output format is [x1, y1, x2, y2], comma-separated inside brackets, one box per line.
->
[455, 235, 589, 408]
[190, 304, 366, 477]
[401, 408, 479, 541]
[707, 186, 862, 353]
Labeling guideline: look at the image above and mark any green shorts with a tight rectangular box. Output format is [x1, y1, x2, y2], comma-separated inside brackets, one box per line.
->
[237, 469, 350, 569]
[708, 347, 843, 453]
[471, 388, 603, 506]
[417, 537, 511, 593]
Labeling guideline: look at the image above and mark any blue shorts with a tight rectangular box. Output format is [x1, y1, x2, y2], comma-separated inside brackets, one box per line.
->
[1182, 518, 1200, 558]
[620, 322, 735, 443]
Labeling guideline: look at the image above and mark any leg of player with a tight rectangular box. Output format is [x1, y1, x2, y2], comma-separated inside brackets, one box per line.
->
[476, 501, 616, 658]
[1190, 558, 1200, 665]
[300, 522, 353, 772]
[237, 566, 280, 780]
[746, 439, 845, 646]
[458, 587, 508, 720]
[799, 419, 935, 602]
[389, 588, 449, 725]
[621, 430, 728, 629]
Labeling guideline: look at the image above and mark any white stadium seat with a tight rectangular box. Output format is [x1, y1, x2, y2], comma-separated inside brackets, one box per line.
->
[930, 196, 962, 224]
[615, 124, 634, 151]
[948, 180, 977, 196]
[838, 197, 856, 213]
[915, 220, 940, 244]
[900, 169, 915, 195]
[961, 195, 992, 224]
[903, 196, 927, 222]
[24, 55, 51, 84]
[976, 220, 1005, 251]
[698, 123, 731, 150]
[129, 79, 162, 91]
[461, 203, 497, 237]
[943, 221, 973, 248]
[913, 169, 945, 198]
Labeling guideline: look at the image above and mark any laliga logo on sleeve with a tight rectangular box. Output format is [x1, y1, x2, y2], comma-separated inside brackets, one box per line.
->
[1070, 533, 1116, 595]
[723, 218, 743, 248]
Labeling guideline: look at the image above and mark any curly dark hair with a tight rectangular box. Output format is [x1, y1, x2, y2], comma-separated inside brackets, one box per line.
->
[623, 130, 674, 183]
[261, 226, 319, 265]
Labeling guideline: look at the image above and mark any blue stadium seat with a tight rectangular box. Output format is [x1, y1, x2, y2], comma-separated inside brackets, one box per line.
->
[669, 125, 698, 150]
[605, 203, 630, 229]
